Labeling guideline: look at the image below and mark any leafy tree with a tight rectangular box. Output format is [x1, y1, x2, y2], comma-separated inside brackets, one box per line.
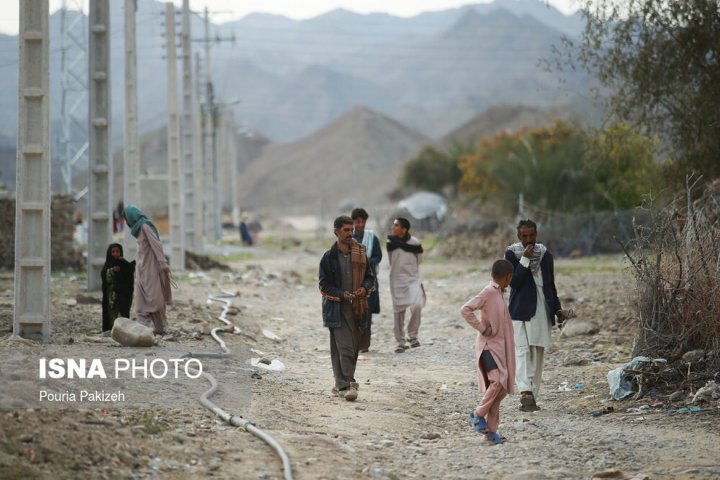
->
[584, 123, 660, 209]
[400, 144, 463, 193]
[567, 0, 720, 181]
[459, 121, 660, 213]
[458, 121, 591, 212]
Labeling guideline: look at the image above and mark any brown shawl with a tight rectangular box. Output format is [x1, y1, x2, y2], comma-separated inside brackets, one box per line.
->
[350, 240, 369, 318]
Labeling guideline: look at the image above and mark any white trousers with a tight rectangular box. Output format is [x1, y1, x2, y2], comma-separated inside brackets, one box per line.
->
[515, 344, 545, 396]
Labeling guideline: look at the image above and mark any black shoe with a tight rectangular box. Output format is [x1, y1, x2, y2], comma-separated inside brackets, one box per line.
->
[519, 393, 540, 412]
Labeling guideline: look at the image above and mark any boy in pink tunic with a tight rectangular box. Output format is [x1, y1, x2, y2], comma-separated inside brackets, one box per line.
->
[460, 259, 516, 444]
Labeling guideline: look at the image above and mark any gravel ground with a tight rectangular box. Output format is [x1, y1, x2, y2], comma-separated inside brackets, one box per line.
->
[0, 238, 719, 480]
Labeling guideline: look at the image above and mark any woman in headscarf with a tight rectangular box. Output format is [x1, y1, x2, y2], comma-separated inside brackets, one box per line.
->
[101, 243, 135, 332]
[123, 205, 172, 335]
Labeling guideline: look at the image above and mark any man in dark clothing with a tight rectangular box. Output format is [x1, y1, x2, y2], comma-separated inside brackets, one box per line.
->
[351, 207, 381, 353]
[319, 216, 375, 401]
[505, 219, 565, 412]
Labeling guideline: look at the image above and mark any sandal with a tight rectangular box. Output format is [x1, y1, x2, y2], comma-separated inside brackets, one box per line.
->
[519, 392, 540, 412]
[395, 346, 407, 353]
[485, 432, 506, 445]
[468, 412, 488, 433]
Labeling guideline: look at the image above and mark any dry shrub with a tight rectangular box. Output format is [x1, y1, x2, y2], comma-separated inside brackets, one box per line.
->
[622, 176, 720, 382]
[433, 222, 513, 260]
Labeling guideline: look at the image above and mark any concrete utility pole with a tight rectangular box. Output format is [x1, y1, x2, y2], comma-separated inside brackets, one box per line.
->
[87, 0, 113, 291]
[165, 2, 184, 271]
[58, 0, 88, 196]
[193, 52, 205, 247]
[123, 0, 139, 260]
[197, 7, 234, 242]
[201, 7, 218, 242]
[181, 0, 199, 252]
[14, 0, 51, 340]
[216, 105, 239, 226]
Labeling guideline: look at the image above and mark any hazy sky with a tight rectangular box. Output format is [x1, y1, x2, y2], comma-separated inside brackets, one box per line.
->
[0, 0, 580, 36]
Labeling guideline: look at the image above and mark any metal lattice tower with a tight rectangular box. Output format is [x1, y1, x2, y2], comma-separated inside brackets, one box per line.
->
[57, 0, 89, 196]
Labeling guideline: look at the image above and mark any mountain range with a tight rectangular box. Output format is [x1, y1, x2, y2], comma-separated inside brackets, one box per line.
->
[0, 0, 594, 207]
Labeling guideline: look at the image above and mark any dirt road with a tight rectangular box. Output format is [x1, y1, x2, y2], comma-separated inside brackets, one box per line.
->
[1, 239, 719, 480]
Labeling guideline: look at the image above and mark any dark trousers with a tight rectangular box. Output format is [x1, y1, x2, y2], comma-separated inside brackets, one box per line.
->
[329, 314, 360, 390]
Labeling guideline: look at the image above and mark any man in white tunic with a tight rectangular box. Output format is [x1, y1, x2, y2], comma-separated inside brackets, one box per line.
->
[505, 219, 565, 411]
[387, 217, 425, 353]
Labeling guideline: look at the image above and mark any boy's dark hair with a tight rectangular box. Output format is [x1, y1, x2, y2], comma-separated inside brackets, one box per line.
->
[491, 259, 514, 280]
[351, 208, 368, 220]
[516, 219, 537, 232]
[395, 217, 410, 230]
[334, 215, 353, 229]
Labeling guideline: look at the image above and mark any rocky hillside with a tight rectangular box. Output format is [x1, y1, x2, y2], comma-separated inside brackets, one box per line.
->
[436, 104, 582, 149]
[236, 106, 430, 215]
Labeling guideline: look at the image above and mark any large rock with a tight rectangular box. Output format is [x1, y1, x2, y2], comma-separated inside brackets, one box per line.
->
[111, 317, 156, 347]
[561, 319, 599, 337]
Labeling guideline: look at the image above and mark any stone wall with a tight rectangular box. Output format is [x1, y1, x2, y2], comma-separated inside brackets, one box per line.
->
[0, 194, 83, 269]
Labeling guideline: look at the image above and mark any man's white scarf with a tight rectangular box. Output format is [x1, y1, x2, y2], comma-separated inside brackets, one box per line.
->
[361, 229, 375, 259]
[508, 242, 546, 274]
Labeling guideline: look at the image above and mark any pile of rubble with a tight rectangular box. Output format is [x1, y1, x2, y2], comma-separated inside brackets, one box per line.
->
[432, 220, 514, 259]
[0, 195, 83, 269]
[185, 251, 232, 271]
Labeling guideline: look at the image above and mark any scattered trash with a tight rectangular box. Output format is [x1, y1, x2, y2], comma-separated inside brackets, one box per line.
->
[250, 357, 285, 372]
[250, 348, 265, 356]
[591, 406, 614, 417]
[271, 317, 285, 322]
[557, 382, 585, 391]
[607, 356, 667, 400]
[189, 272, 211, 280]
[262, 329, 281, 341]
[681, 349, 705, 363]
[64, 298, 78, 307]
[666, 406, 704, 415]
[692, 380, 720, 403]
[250, 372, 262, 380]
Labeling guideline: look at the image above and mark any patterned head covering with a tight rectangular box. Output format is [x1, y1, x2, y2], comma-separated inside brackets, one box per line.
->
[124, 205, 159, 240]
[507, 242, 546, 273]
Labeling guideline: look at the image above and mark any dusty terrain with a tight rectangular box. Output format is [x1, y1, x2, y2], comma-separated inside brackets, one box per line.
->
[1, 231, 719, 480]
